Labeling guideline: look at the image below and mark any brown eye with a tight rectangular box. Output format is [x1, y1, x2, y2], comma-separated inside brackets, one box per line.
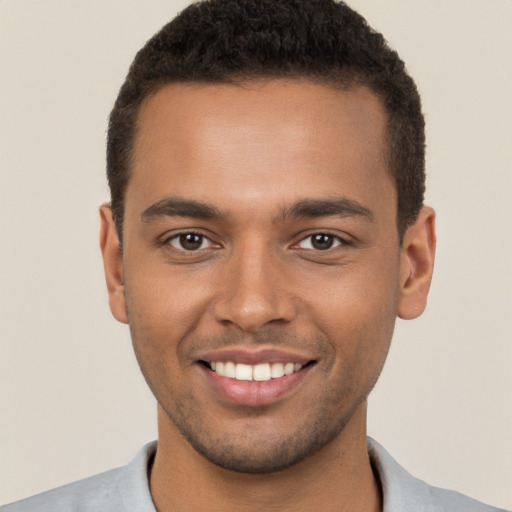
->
[297, 233, 343, 251]
[311, 234, 334, 250]
[168, 233, 210, 251]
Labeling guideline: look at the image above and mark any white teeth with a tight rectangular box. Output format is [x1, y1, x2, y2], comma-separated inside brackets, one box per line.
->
[224, 361, 236, 378]
[235, 363, 253, 381]
[270, 362, 284, 378]
[284, 362, 295, 375]
[253, 363, 271, 381]
[210, 361, 305, 381]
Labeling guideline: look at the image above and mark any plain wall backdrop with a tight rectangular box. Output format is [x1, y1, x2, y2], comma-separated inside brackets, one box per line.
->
[1, 0, 511, 508]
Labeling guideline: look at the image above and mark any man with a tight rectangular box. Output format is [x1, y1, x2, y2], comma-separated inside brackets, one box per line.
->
[2, 1, 507, 511]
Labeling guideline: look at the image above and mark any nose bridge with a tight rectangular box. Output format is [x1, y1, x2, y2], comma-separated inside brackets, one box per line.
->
[213, 235, 296, 332]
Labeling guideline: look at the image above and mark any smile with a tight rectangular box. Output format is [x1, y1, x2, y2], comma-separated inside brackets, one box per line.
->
[207, 361, 304, 381]
[198, 357, 316, 406]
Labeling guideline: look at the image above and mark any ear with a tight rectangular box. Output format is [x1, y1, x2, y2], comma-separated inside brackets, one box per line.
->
[99, 204, 128, 324]
[397, 206, 436, 320]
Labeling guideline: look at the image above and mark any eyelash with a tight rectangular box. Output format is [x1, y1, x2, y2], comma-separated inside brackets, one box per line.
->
[295, 232, 350, 251]
[162, 231, 350, 252]
[164, 231, 217, 251]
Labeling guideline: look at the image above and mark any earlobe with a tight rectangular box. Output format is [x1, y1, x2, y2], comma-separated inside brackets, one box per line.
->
[397, 206, 436, 320]
[99, 204, 128, 324]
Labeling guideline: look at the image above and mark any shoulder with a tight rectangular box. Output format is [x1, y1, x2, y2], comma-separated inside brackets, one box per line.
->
[1, 442, 157, 512]
[1, 467, 126, 512]
[367, 438, 508, 512]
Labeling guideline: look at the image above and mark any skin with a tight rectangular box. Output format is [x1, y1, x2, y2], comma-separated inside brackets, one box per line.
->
[100, 80, 435, 512]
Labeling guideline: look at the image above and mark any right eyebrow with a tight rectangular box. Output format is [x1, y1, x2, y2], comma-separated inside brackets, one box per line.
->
[283, 197, 375, 222]
[140, 196, 225, 222]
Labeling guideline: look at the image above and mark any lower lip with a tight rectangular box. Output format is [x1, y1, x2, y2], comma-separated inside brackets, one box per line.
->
[199, 364, 313, 407]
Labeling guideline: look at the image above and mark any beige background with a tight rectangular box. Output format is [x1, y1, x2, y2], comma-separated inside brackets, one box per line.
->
[1, 0, 511, 508]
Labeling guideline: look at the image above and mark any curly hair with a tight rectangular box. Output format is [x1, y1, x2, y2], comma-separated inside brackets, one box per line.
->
[107, 0, 425, 241]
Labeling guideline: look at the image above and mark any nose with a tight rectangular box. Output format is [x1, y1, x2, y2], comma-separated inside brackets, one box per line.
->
[212, 242, 297, 333]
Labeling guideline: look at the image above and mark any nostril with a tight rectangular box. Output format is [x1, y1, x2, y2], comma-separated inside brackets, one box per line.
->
[212, 300, 297, 333]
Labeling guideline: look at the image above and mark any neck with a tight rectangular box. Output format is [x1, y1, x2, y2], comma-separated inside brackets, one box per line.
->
[150, 403, 381, 512]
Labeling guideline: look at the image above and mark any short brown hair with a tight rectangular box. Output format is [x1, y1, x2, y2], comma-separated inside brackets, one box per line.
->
[107, 0, 425, 242]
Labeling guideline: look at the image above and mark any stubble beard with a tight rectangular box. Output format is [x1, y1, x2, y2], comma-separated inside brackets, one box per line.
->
[157, 379, 373, 474]
[126, 297, 395, 475]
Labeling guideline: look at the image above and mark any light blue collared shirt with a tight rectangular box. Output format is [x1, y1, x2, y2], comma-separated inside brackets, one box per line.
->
[2, 438, 508, 511]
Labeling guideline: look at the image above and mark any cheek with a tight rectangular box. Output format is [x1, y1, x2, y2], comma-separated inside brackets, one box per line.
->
[123, 275, 199, 380]
[304, 258, 400, 361]
[124, 258, 209, 324]
[125, 287, 191, 402]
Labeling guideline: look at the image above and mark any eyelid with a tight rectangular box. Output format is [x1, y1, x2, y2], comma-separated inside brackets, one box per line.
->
[161, 229, 221, 251]
[159, 229, 352, 253]
[293, 231, 352, 250]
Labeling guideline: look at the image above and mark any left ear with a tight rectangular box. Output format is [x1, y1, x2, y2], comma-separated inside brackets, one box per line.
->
[397, 206, 436, 320]
[99, 203, 128, 324]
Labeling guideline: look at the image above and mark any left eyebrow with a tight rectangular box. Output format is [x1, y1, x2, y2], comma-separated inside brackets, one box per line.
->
[282, 198, 375, 222]
[141, 196, 225, 222]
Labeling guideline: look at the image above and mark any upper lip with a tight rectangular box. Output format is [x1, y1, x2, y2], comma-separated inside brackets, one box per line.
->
[196, 346, 315, 366]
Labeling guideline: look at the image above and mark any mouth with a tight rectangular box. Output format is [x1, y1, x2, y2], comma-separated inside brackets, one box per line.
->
[199, 360, 316, 382]
[196, 349, 317, 406]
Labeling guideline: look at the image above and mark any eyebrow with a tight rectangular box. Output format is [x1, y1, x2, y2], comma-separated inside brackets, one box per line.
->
[141, 197, 225, 222]
[140, 195, 374, 224]
[283, 198, 374, 222]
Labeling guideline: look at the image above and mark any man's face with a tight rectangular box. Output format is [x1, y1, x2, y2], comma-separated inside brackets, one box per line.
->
[102, 80, 427, 473]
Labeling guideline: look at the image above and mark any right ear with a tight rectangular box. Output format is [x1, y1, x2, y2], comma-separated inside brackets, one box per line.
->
[99, 204, 128, 324]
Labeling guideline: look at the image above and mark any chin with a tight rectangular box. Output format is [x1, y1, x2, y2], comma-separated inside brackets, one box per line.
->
[163, 401, 356, 474]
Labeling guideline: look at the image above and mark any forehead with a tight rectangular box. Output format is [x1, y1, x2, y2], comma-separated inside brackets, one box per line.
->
[127, 79, 394, 221]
